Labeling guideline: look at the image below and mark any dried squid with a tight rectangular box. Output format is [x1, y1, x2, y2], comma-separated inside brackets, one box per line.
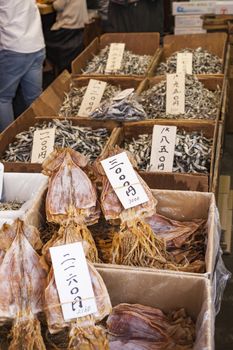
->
[94, 146, 169, 268]
[107, 304, 195, 350]
[0, 219, 47, 349]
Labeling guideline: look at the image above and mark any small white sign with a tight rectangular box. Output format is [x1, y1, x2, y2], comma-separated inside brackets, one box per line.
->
[105, 43, 125, 73]
[150, 125, 177, 172]
[177, 52, 193, 75]
[50, 242, 97, 321]
[78, 79, 107, 117]
[101, 152, 149, 209]
[166, 73, 185, 115]
[31, 128, 55, 163]
[0, 163, 4, 200]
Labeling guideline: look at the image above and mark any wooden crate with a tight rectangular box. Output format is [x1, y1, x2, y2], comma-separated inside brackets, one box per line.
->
[106, 120, 218, 192]
[71, 33, 161, 78]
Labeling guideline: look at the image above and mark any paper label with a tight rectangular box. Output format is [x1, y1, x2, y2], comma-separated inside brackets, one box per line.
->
[31, 128, 55, 163]
[166, 73, 185, 115]
[105, 43, 125, 73]
[50, 242, 97, 321]
[0, 163, 4, 200]
[101, 152, 149, 209]
[176, 52, 193, 75]
[78, 79, 107, 116]
[150, 125, 177, 172]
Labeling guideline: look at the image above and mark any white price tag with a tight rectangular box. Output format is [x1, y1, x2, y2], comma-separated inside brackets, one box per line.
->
[78, 79, 107, 117]
[105, 43, 125, 73]
[50, 242, 97, 321]
[150, 125, 177, 172]
[31, 128, 56, 163]
[176, 52, 193, 75]
[0, 163, 4, 200]
[101, 152, 149, 209]
[166, 73, 185, 115]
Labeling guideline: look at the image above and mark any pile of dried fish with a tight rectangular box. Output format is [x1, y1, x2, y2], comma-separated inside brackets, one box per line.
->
[83, 45, 152, 75]
[107, 304, 195, 350]
[139, 75, 221, 120]
[2, 119, 109, 163]
[59, 83, 121, 118]
[156, 47, 223, 75]
[124, 130, 213, 174]
[0, 201, 24, 211]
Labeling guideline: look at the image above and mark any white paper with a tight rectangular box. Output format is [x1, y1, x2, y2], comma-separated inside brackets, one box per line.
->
[50, 242, 97, 321]
[0, 163, 4, 200]
[101, 152, 149, 209]
[78, 79, 107, 116]
[105, 43, 125, 73]
[176, 52, 193, 75]
[166, 73, 185, 115]
[31, 128, 55, 163]
[150, 125, 177, 172]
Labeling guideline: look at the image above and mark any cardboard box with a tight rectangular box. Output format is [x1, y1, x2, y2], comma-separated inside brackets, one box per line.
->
[174, 14, 203, 28]
[0, 173, 48, 228]
[71, 33, 160, 78]
[174, 27, 207, 35]
[97, 266, 214, 349]
[173, 2, 216, 15]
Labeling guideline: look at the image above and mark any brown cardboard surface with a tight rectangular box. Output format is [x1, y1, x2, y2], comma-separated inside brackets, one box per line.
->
[97, 266, 214, 349]
[107, 120, 217, 192]
[71, 33, 160, 77]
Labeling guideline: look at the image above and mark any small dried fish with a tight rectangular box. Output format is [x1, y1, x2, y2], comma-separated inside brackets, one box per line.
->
[139, 75, 221, 120]
[124, 130, 213, 174]
[59, 83, 121, 118]
[156, 47, 223, 75]
[83, 45, 152, 75]
[2, 119, 109, 163]
[0, 201, 24, 211]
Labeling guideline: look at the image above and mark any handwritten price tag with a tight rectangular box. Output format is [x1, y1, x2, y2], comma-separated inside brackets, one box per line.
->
[150, 125, 177, 172]
[176, 52, 193, 75]
[105, 43, 125, 73]
[50, 242, 97, 321]
[31, 128, 55, 163]
[166, 73, 185, 115]
[78, 79, 107, 117]
[101, 152, 149, 209]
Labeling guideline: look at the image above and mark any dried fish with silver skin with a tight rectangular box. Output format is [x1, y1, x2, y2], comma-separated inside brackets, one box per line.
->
[0, 201, 24, 211]
[2, 119, 109, 163]
[59, 83, 121, 118]
[156, 47, 222, 75]
[83, 45, 152, 76]
[139, 75, 221, 120]
[124, 130, 212, 174]
[0, 219, 47, 349]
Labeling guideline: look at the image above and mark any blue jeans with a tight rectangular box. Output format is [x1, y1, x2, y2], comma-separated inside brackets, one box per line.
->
[0, 48, 45, 132]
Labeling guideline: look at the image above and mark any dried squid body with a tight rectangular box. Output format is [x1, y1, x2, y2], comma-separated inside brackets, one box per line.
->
[0, 219, 47, 349]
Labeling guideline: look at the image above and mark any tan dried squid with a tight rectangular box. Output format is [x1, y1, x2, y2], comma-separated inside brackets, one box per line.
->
[94, 146, 169, 268]
[0, 219, 47, 349]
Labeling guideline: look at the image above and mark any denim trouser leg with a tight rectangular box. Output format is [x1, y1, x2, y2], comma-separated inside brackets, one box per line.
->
[0, 48, 45, 132]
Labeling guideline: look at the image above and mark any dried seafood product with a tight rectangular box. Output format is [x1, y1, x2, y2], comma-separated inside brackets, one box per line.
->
[2, 119, 109, 163]
[59, 83, 121, 118]
[107, 304, 195, 350]
[124, 130, 213, 174]
[139, 75, 220, 120]
[0, 219, 47, 349]
[94, 146, 170, 268]
[83, 45, 152, 75]
[156, 47, 222, 75]
[0, 201, 24, 211]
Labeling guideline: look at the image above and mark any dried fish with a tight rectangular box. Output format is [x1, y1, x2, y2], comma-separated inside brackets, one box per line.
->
[156, 47, 223, 75]
[124, 130, 213, 174]
[2, 119, 109, 163]
[139, 75, 221, 120]
[59, 83, 121, 118]
[83, 45, 152, 75]
[0, 201, 24, 211]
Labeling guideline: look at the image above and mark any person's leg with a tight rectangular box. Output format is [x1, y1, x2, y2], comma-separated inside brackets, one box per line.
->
[20, 48, 45, 107]
[0, 50, 24, 131]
